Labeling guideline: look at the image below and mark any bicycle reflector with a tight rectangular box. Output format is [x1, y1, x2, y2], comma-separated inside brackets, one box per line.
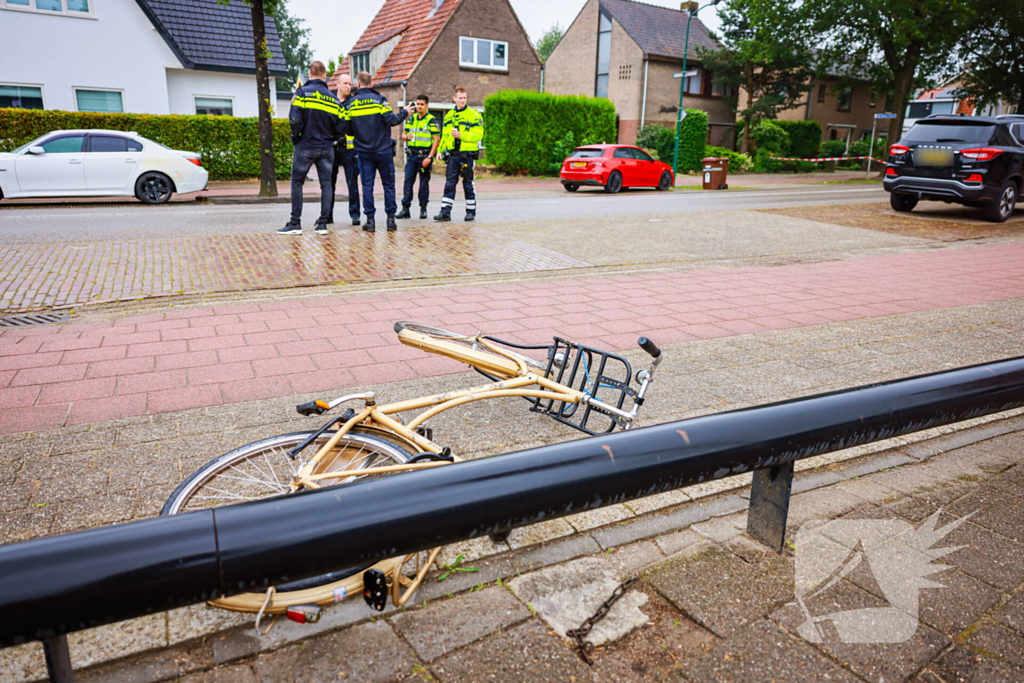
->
[363, 569, 388, 611]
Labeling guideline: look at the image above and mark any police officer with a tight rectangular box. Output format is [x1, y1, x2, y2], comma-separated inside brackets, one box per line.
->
[341, 72, 414, 233]
[434, 86, 483, 222]
[278, 61, 344, 236]
[328, 74, 361, 227]
[395, 94, 440, 220]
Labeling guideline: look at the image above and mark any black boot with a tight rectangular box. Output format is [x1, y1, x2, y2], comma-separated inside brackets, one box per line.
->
[363, 216, 375, 233]
[464, 210, 476, 222]
[433, 208, 451, 222]
[325, 215, 334, 225]
[419, 206, 428, 220]
[395, 207, 411, 219]
[351, 217, 361, 227]
[387, 214, 397, 232]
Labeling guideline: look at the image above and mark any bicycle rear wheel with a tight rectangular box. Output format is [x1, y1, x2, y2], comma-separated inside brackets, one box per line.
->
[161, 428, 416, 613]
[394, 321, 548, 372]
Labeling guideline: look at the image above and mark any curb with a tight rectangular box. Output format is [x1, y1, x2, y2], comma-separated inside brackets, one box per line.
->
[200, 193, 348, 206]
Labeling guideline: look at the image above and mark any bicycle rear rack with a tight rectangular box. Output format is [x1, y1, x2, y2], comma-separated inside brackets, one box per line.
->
[476, 336, 636, 435]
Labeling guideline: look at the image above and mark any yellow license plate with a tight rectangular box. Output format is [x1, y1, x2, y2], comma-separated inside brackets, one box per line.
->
[915, 148, 954, 167]
[571, 161, 587, 168]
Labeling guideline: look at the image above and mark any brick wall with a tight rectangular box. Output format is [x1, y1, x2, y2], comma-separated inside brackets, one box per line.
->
[772, 78, 880, 143]
[543, 0, 599, 97]
[608, 17, 644, 142]
[642, 60, 734, 129]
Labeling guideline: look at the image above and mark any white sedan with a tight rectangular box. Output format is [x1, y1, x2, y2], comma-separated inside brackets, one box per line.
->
[0, 129, 208, 204]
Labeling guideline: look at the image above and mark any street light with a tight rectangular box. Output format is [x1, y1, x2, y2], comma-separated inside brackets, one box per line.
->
[671, 0, 721, 178]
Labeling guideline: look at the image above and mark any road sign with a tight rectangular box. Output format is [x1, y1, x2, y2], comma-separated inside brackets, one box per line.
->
[673, 70, 698, 79]
[875, 113, 897, 119]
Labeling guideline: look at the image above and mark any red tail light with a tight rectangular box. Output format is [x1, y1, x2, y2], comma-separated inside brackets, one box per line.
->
[187, 157, 202, 167]
[886, 167, 897, 176]
[889, 144, 910, 156]
[965, 174, 983, 183]
[959, 147, 1003, 162]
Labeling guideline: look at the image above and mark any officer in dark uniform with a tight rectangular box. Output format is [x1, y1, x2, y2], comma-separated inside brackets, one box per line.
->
[278, 61, 344, 236]
[434, 87, 483, 222]
[395, 94, 440, 220]
[340, 71, 414, 233]
[328, 73, 361, 227]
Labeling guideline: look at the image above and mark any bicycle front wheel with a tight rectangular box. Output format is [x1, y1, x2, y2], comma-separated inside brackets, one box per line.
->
[161, 428, 417, 613]
[394, 321, 548, 372]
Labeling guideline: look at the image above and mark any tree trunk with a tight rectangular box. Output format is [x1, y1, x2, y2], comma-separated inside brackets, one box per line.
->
[884, 53, 919, 162]
[741, 67, 755, 154]
[249, 0, 278, 197]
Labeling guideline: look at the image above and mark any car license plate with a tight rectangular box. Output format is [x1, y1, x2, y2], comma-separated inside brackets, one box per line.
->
[571, 161, 587, 168]
[915, 148, 954, 167]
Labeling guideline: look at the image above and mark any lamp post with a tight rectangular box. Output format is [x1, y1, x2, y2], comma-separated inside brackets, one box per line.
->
[671, 0, 720, 177]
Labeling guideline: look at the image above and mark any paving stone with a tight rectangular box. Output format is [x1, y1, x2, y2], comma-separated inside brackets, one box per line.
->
[906, 422, 1020, 460]
[771, 579, 950, 682]
[177, 662, 258, 683]
[833, 451, 917, 478]
[622, 488, 690, 516]
[508, 557, 649, 646]
[948, 484, 1024, 544]
[417, 555, 517, 604]
[68, 613, 168, 671]
[564, 504, 634, 532]
[648, 541, 791, 638]
[966, 622, 1024, 668]
[591, 495, 746, 550]
[252, 620, 421, 683]
[510, 534, 602, 574]
[690, 516, 744, 543]
[682, 619, 861, 683]
[430, 619, 591, 683]
[503, 518, 576, 550]
[929, 518, 1024, 592]
[993, 591, 1024, 632]
[601, 540, 666, 578]
[77, 639, 216, 683]
[925, 645, 1024, 683]
[389, 586, 529, 661]
[653, 529, 702, 557]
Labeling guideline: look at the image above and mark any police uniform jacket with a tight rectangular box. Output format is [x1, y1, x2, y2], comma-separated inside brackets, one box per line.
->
[341, 87, 408, 154]
[437, 106, 484, 156]
[404, 112, 440, 153]
[335, 93, 356, 153]
[289, 79, 344, 148]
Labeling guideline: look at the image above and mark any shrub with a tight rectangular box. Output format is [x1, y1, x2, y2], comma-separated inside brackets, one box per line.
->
[750, 121, 790, 155]
[0, 108, 293, 180]
[773, 120, 822, 158]
[482, 90, 616, 175]
[636, 124, 675, 163]
[677, 109, 709, 173]
[704, 145, 751, 173]
[820, 139, 848, 158]
[848, 140, 871, 158]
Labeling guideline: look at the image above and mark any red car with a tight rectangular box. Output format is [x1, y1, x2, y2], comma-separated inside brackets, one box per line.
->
[559, 144, 675, 193]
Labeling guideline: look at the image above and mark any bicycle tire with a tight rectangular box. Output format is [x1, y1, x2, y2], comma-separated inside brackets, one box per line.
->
[161, 428, 416, 613]
[394, 321, 548, 372]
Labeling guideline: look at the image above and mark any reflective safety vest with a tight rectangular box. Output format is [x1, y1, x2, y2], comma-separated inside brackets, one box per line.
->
[438, 106, 483, 155]
[339, 94, 356, 150]
[404, 112, 440, 150]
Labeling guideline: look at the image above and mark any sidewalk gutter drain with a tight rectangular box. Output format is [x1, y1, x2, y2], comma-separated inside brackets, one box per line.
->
[0, 312, 69, 328]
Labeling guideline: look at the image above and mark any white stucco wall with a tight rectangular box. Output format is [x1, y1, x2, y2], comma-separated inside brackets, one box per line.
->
[0, 0, 182, 114]
[166, 69, 276, 117]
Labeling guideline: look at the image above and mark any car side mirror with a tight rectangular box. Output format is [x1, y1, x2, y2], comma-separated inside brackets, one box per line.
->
[28, 147, 45, 155]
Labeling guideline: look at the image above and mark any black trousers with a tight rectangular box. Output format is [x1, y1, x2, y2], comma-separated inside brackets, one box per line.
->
[290, 145, 334, 223]
[359, 148, 397, 217]
[329, 147, 360, 221]
[402, 149, 433, 209]
[440, 153, 476, 214]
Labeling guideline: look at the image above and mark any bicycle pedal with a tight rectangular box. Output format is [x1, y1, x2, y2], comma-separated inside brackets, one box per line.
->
[285, 604, 322, 624]
[363, 569, 388, 611]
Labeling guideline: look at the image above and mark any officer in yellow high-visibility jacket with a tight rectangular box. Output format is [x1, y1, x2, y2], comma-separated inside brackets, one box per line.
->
[433, 87, 483, 222]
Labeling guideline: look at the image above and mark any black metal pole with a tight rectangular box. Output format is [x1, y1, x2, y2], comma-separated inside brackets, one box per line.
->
[0, 357, 1022, 649]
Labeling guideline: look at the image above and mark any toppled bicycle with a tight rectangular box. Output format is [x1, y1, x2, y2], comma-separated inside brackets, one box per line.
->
[160, 322, 663, 629]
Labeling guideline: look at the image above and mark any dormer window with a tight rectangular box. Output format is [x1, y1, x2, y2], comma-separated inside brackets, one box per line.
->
[351, 53, 370, 75]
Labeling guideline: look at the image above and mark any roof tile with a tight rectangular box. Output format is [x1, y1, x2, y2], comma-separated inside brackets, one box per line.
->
[600, 0, 719, 61]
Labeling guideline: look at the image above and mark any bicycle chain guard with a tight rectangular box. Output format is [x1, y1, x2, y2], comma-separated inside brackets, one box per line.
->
[363, 569, 388, 611]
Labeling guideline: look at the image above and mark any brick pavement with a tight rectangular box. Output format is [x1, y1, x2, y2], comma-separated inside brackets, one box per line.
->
[0, 226, 589, 313]
[0, 242, 1021, 436]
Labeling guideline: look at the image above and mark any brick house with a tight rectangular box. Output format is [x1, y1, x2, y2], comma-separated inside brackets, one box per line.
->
[770, 74, 884, 147]
[328, 0, 541, 162]
[543, 0, 735, 148]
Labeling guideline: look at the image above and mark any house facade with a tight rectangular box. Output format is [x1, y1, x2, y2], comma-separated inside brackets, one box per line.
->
[772, 75, 883, 146]
[329, 0, 542, 162]
[903, 82, 1015, 134]
[0, 0, 287, 117]
[544, 0, 735, 148]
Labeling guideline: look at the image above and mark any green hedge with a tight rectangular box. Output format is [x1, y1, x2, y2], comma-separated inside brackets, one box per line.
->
[482, 90, 616, 175]
[705, 145, 751, 172]
[0, 108, 294, 180]
[820, 139, 848, 158]
[635, 124, 675, 164]
[677, 109, 709, 173]
[772, 120, 822, 158]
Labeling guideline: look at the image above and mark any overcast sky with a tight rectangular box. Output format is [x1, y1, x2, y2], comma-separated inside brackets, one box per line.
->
[286, 0, 725, 66]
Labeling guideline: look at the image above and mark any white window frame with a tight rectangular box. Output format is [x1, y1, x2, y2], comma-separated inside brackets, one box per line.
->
[459, 36, 509, 72]
[0, 0, 96, 18]
[351, 52, 370, 75]
[73, 86, 124, 113]
[193, 95, 235, 116]
[0, 82, 46, 109]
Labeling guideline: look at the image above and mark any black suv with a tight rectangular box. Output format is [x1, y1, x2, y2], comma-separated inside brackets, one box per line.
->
[884, 114, 1023, 222]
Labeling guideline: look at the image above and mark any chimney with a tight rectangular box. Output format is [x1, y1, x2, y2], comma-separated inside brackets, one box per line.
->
[681, 2, 698, 12]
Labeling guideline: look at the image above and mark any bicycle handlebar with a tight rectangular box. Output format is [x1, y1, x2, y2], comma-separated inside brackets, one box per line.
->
[638, 337, 661, 359]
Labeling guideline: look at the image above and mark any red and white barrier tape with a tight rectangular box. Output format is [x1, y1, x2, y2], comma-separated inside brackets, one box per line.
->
[771, 155, 885, 163]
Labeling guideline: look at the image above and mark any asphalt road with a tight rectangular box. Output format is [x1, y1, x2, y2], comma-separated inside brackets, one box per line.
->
[0, 185, 889, 244]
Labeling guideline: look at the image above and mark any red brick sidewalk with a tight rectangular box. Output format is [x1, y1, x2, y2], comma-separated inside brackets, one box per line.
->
[0, 243, 1021, 435]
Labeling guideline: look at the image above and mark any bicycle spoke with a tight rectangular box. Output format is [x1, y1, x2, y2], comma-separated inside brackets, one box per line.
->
[261, 449, 285, 490]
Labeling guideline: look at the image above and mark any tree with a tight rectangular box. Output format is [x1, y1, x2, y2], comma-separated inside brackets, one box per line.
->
[697, 0, 813, 153]
[272, 1, 312, 92]
[954, 0, 1024, 114]
[805, 0, 975, 160]
[534, 23, 564, 63]
[327, 53, 346, 79]
[219, 0, 278, 197]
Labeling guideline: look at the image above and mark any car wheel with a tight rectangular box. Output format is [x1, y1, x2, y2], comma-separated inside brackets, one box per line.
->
[564, 183, 579, 192]
[889, 193, 918, 212]
[604, 171, 623, 194]
[981, 181, 1017, 223]
[657, 171, 672, 191]
[135, 172, 174, 205]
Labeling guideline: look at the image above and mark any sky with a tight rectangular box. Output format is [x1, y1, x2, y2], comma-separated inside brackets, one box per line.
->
[286, 0, 725, 67]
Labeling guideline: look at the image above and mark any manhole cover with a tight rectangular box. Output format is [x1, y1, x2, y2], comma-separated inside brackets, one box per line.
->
[0, 311, 69, 328]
